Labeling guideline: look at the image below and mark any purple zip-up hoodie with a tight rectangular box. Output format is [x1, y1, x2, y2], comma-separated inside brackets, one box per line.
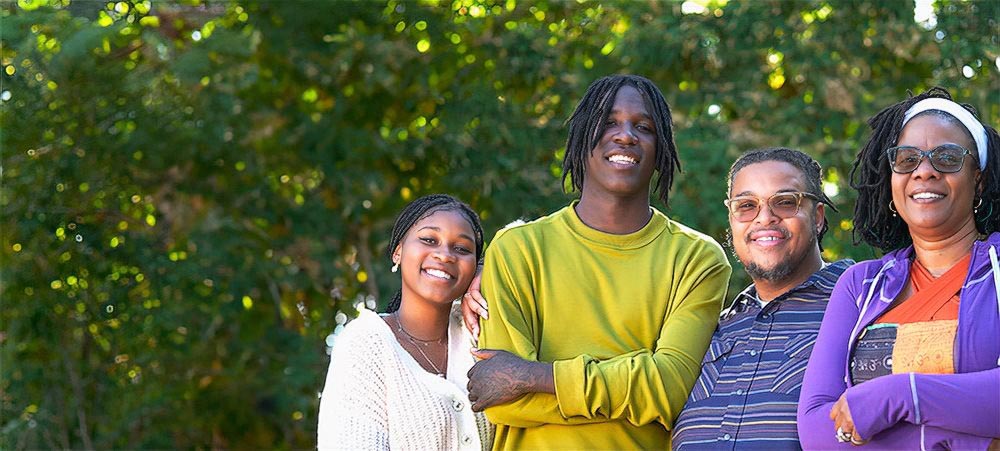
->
[798, 232, 1000, 450]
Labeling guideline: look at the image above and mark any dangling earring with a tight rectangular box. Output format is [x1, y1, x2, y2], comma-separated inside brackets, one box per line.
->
[391, 259, 399, 273]
[888, 201, 897, 217]
[974, 197, 983, 214]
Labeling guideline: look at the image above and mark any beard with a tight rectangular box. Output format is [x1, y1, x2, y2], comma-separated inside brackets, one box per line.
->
[739, 225, 819, 282]
[744, 259, 796, 282]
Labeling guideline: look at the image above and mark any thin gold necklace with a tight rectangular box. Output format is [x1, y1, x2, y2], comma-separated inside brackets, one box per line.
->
[393, 312, 447, 377]
[393, 311, 447, 346]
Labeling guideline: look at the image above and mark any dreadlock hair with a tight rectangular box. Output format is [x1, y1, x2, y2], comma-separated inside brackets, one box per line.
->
[849, 87, 1000, 252]
[562, 74, 681, 206]
[384, 194, 484, 313]
[727, 147, 839, 252]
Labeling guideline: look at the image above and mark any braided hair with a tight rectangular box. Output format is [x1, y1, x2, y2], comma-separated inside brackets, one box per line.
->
[727, 147, 839, 251]
[562, 74, 681, 206]
[849, 87, 1000, 252]
[384, 194, 484, 312]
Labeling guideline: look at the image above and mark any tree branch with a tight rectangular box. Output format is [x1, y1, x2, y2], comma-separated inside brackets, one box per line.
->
[61, 342, 94, 451]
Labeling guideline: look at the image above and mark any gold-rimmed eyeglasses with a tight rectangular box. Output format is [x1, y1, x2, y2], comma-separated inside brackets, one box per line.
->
[724, 192, 820, 223]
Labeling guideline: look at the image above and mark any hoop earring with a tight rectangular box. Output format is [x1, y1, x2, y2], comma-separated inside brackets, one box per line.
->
[888, 201, 897, 217]
[980, 201, 994, 223]
[974, 197, 983, 214]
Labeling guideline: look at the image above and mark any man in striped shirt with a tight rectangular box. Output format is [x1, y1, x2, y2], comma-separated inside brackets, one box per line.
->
[672, 148, 854, 450]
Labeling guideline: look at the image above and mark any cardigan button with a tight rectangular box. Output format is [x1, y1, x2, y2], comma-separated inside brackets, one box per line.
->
[453, 400, 464, 411]
[462, 435, 473, 444]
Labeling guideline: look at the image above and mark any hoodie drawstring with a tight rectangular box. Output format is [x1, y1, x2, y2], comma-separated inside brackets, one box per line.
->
[844, 260, 895, 384]
[990, 245, 1000, 367]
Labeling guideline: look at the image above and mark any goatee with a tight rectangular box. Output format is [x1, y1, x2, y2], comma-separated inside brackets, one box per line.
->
[741, 228, 819, 282]
[745, 259, 796, 282]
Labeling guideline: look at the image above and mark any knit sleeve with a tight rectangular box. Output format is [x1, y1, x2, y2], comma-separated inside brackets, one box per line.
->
[317, 321, 389, 450]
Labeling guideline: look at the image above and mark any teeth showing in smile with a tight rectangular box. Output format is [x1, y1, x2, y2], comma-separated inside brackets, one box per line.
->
[424, 268, 453, 280]
[755, 236, 781, 242]
[911, 192, 944, 199]
[608, 155, 637, 165]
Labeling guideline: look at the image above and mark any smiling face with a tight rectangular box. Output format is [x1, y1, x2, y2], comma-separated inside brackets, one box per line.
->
[392, 209, 478, 308]
[581, 85, 658, 200]
[729, 161, 825, 283]
[890, 114, 980, 241]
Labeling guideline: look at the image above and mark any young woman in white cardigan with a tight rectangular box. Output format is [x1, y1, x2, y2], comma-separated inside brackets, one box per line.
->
[318, 194, 493, 450]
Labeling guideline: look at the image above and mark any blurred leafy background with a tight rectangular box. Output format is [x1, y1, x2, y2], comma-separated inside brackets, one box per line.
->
[1, 0, 997, 448]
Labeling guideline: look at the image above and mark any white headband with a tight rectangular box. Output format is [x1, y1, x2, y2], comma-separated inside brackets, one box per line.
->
[902, 97, 988, 170]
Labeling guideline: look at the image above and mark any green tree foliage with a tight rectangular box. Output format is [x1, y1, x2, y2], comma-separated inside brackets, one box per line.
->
[1, 0, 996, 448]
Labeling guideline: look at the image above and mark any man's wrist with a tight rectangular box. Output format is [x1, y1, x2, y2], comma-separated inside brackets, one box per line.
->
[522, 361, 555, 395]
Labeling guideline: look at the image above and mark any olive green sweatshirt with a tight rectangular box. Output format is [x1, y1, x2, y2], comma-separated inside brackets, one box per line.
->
[479, 202, 731, 450]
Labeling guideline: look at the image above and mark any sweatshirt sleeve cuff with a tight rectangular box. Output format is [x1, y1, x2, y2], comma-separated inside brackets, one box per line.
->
[553, 356, 588, 419]
[846, 373, 912, 439]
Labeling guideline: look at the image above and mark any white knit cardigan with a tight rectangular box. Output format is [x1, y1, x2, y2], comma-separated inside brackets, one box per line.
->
[317, 304, 493, 450]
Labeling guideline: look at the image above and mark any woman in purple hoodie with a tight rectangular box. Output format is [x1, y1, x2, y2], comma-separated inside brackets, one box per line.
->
[798, 87, 1000, 450]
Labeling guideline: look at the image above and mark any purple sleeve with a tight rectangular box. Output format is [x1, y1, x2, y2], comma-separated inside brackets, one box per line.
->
[847, 369, 1000, 439]
[797, 265, 862, 449]
[846, 424, 991, 450]
[798, 265, 993, 450]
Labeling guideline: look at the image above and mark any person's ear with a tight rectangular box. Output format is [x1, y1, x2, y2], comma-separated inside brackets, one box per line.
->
[814, 203, 827, 233]
[392, 248, 401, 264]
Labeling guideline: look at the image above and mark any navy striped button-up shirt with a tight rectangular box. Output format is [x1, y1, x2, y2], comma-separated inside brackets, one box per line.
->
[672, 259, 853, 450]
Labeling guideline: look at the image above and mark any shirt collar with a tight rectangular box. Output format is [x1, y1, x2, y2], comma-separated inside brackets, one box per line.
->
[735, 284, 759, 305]
[720, 285, 761, 319]
[735, 258, 853, 306]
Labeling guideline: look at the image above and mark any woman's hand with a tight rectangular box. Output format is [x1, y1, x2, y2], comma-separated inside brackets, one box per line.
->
[460, 271, 488, 344]
[830, 393, 867, 446]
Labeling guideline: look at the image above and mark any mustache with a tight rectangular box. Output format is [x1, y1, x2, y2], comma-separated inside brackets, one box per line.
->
[744, 227, 790, 243]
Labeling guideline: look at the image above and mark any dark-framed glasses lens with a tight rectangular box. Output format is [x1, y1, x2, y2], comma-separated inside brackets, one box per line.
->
[890, 147, 923, 172]
[889, 144, 969, 173]
[928, 144, 968, 172]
